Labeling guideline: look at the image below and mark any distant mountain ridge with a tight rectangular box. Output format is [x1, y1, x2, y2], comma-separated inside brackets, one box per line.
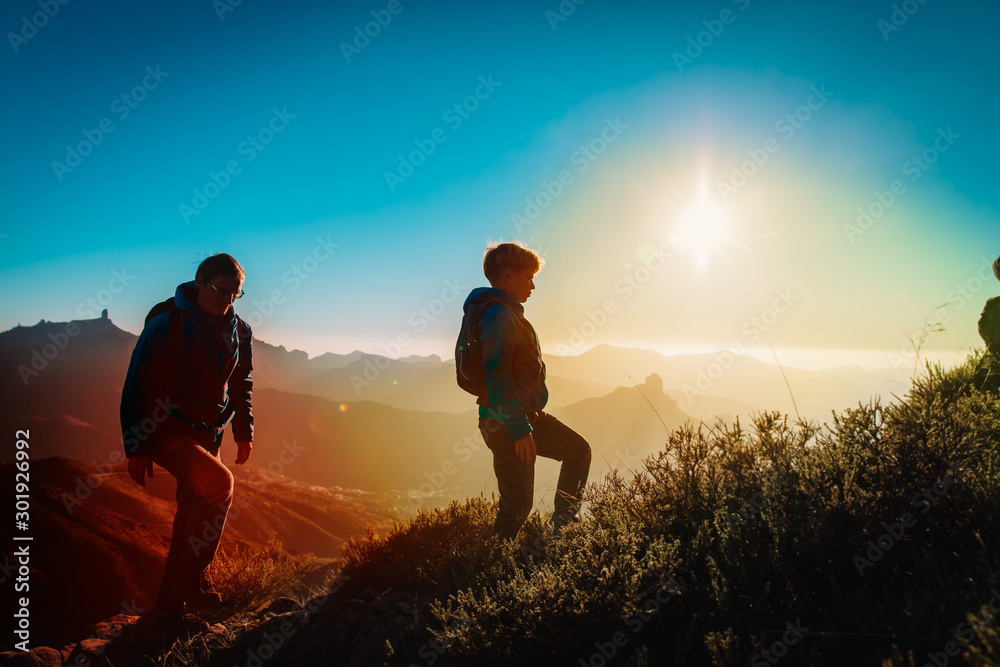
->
[1, 314, 914, 496]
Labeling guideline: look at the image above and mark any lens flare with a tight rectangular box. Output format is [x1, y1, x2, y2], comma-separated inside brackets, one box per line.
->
[670, 192, 732, 271]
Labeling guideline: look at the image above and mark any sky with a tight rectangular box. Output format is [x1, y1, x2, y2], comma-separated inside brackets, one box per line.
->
[2, 0, 998, 370]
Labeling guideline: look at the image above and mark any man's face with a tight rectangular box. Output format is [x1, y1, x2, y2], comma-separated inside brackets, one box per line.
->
[196, 275, 244, 316]
[503, 266, 536, 303]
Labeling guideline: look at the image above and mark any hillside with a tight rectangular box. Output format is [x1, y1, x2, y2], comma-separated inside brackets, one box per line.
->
[9, 354, 1000, 666]
[0, 456, 395, 651]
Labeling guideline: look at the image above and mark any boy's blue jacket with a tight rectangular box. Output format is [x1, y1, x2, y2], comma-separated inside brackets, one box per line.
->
[463, 287, 548, 442]
[120, 281, 253, 457]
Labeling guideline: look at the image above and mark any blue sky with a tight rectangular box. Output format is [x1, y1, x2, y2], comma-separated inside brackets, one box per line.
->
[2, 0, 998, 368]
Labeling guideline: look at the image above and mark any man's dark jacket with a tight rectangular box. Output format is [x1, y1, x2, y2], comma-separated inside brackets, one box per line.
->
[120, 281, 253, 457]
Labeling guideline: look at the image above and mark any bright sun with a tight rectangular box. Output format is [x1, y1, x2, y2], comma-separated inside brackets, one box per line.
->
[670, 194, 732, 271]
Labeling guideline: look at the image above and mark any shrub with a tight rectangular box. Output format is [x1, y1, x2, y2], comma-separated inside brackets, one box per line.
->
[185, 353, 1000, 666]
[208, 536, 318, 613]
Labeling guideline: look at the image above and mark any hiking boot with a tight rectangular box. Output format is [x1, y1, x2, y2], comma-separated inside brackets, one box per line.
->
[152, 603, 188, 633]
[154, 612, 209, 635]
[179, 573, 223, 610]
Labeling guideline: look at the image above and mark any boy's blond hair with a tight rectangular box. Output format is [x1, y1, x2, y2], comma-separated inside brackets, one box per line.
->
[483, 241, 544, 283]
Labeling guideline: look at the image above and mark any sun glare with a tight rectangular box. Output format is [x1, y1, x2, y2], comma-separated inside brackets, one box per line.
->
[670, 193, 732, 271]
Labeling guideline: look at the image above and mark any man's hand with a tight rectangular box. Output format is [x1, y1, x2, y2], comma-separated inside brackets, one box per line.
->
[235, 441, 253, 465]
[128, 455, 154, 486]
[514, 433, 536, 465]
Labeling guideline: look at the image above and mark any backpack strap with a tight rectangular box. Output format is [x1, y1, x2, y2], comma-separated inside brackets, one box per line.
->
[166, 303, 184, 366]
[144, 297, 185, 395]
[144, 298, 174, 326]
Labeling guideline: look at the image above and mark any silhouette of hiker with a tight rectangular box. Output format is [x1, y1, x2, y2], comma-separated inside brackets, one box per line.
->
[975, 255, 1000, 392]
[457, 242, 591, 540]
[120, 253, 253, 628]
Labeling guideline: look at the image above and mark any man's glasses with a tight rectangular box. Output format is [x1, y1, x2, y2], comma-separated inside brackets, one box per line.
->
[209, 282, 245, 300]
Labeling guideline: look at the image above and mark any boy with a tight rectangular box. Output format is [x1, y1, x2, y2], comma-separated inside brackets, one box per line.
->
[459, 241, 591, 540]
[120, 253, 254, 628]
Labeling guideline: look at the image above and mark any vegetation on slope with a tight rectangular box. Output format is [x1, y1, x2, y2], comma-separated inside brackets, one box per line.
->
[159, 353, 1000, 666]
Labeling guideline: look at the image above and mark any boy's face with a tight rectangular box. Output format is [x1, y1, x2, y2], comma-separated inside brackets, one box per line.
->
[196, 275, 244, 316]
[497, 266, 536, 303]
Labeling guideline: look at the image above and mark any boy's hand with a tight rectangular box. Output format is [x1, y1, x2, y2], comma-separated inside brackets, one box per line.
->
[514, 433, 536, 464]
[235, 441, 253, 465]
[128, 455, 154, 486]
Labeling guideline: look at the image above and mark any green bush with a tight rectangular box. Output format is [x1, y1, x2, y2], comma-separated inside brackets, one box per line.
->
[372, 355, 1000, 665]
[185, 353, 1000, 666]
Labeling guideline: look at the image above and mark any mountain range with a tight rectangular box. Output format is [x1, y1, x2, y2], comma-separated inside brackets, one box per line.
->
[1, 313, 915, 496]
[0, 312, 918, 650]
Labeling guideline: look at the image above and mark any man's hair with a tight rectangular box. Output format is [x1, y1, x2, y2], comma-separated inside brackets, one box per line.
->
[196, 253, 245, 284]
[483, 241, 544, 283]
[994, 255, 1000, 282]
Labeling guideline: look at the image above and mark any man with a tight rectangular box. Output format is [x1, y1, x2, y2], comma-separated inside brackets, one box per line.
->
[120, 253, 253, 628]
[458, 241, 591, 540]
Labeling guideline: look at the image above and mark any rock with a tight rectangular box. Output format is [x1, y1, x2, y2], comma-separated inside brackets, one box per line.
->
[0, 646, 65, 667]
[260, 597, 303, 616]
[78, 638, 109, 653]
[209, 611, 305, 666]
[81, 614, 142, 641]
